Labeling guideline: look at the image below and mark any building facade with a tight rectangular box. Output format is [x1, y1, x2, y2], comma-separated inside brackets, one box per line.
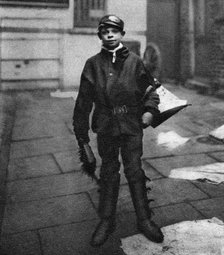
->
[0, 0, 147, 90]
[0, 0, 224, 97]
[146, 0, 224, 96]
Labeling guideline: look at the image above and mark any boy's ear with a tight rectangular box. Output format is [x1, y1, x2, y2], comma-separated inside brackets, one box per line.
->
[97, 32, 102, 40]
[121, 31, 126, 36]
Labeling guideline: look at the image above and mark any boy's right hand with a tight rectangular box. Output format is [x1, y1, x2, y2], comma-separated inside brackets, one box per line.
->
[142, 112, 153, 128]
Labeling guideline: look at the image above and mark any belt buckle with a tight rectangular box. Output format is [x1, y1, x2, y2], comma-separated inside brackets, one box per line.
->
[113, 105, 127, 115]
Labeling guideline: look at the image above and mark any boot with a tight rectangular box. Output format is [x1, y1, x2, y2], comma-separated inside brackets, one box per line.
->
[128, 176, 164, 243]
[90, 173, 120, 247]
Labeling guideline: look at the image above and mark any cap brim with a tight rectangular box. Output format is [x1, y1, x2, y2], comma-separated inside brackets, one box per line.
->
[98, 22, 122, 30]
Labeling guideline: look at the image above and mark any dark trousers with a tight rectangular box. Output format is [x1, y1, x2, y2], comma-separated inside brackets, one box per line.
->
[97, 133, 145, 183]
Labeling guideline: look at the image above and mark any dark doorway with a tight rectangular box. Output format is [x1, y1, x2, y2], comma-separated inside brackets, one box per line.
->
[146, 0, 180, 81]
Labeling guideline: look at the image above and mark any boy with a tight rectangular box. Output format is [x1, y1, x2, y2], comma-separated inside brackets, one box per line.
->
[73, 15, 164, 247]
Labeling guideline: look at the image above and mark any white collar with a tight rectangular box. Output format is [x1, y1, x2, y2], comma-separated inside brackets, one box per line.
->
[102, 43, 123, 63]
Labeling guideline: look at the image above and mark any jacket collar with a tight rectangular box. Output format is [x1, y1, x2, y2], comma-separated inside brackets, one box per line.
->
[101, 44, 129, 63]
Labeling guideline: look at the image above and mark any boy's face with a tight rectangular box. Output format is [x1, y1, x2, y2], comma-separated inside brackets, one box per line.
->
[99, 26, 125, 49]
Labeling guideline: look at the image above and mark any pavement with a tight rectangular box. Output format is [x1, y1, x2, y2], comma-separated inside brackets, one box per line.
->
[0, 84, 224, 255]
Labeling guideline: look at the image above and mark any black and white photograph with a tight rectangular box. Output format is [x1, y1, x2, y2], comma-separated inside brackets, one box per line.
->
[0, 0, 224, 254]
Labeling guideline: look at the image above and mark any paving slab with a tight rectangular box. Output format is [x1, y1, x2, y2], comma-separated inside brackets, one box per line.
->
[190, 197, 224, 221]
[7, 155, 61, 181]
[53, 150, 82, 173]
[195, 108, 223, 121]
[167, 136, 224, 156]
[210, 101, 224, 111]
[143, 133, 222, 159]
[12, 121, 53, 141]
[117, 184, 134, 213]
[7, 172, 97, 203]
[12, 121, 71, 141]
[119, 168, 128, 185]
[208, 151, 224, 161]
[14, 91, 73, 115]
[148, 178, 208, 207]
[193, 181, 224, 198]
[15, 107, 54, 120]
[10, 136, 77, 159]
[147, 153, 217, 177]
[203, 117, 224, 129]
[142, 159, 163, 180]
[13, 92, 81, 135]
[152, 203, 204, 227]
[193, 107, 223, 128]
[15, 108, 55, 122]
[146, 121, 195, 139]
[65, 120, 75, 134]
[53, 147, 102, 174]
[1, 193, 97, 234]
[143, 139, 173, 158]
[39, 219, 125, 255]
[143, 127, 179, 159]
[14, 110, 60, 124]
[14, 105, 69, 124]
[186, 106, 223, 125]
[0, 231, 41, 255]
[178, 118, 212, 136]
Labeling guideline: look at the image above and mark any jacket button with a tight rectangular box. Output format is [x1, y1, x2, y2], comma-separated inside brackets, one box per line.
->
[109, 73, 113, 76]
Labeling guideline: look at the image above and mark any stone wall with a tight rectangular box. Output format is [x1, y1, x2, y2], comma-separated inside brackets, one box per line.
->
[211, 18, 224, 92]
[0, 0, 147, 90]
[180, 0, 224, 96]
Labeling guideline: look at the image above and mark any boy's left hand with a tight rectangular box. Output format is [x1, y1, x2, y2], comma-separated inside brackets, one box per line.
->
[142, 112, 153, 128]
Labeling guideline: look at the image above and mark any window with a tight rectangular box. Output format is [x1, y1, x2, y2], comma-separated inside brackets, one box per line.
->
[0, 0, 69, 8]
[74, 0, 106, 27]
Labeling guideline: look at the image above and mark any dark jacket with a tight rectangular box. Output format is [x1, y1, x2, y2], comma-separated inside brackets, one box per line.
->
[73, 46, 160, 143]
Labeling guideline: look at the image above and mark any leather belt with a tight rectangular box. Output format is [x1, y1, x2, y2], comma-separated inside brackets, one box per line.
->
[96, 104, 140, 115]
[112, 105, 128, 115]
